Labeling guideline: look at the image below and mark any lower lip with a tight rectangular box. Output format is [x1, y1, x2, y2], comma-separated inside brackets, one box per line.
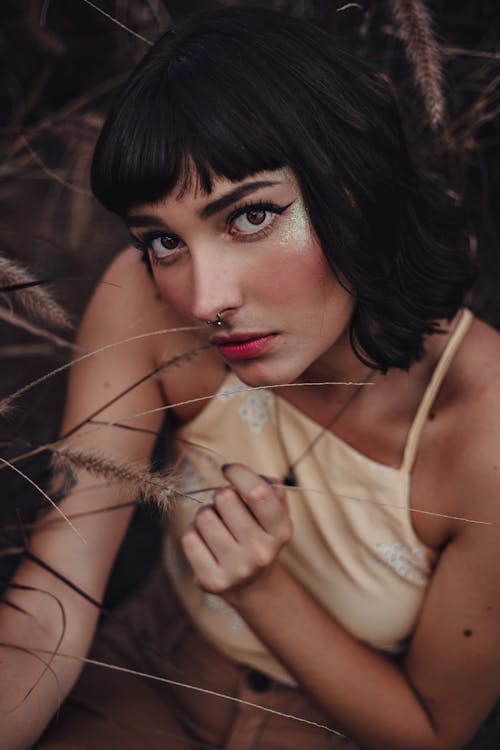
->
[217, 335, 276, 361]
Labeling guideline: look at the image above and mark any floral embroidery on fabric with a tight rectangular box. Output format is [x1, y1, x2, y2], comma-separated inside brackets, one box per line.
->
[374, 542, 426, 586]
[178, 455, 214, 506]
[238, 391, 274, 433]
[217, 382, 248, 402]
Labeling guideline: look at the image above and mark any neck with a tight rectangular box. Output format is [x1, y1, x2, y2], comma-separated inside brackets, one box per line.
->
[300, 331, 373, 391]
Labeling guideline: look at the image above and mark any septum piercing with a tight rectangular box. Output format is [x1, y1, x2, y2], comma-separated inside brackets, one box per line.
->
[207, 312, 224, 327]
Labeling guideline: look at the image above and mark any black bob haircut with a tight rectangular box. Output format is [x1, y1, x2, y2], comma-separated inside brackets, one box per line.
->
[92, 5, 476, 372]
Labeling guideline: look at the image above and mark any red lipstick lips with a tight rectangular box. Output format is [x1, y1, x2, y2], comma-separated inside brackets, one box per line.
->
[212, 333, 276, 361]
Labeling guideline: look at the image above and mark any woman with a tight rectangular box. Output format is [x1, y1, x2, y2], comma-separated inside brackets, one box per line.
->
[1, 7, 498, 749]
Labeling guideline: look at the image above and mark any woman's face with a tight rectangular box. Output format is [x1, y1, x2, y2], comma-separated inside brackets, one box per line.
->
[127, 168, 356, 386]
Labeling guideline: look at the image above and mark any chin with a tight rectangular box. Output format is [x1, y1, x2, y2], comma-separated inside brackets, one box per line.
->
[229, 357, 307, 388]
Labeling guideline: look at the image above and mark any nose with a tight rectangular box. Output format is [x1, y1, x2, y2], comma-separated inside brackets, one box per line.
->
[189, 248, 244, 324]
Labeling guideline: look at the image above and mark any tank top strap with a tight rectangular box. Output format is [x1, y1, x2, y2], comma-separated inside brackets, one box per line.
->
[400, 308, 474, 474]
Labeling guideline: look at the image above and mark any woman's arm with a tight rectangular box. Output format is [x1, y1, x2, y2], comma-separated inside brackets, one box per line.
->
[182, 450, 500, 750]
[0, 249, 166, 750]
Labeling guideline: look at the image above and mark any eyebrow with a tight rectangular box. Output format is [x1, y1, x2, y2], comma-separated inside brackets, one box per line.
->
[199, 180, 279, 219]
[126, 179, 280, 228]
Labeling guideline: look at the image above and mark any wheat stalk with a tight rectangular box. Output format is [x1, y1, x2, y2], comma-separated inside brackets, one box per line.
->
[0, 254, 73, 331]
[388, 0, 446, 130]
[52, 448, 181, 515]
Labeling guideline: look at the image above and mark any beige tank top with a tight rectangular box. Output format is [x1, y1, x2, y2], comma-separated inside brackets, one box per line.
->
[164, 309, 473, 685]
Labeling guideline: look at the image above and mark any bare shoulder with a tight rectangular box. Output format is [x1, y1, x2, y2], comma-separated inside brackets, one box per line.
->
[445, 314, 500, 526]
[413, 314, 499, 544]
[78, 247, 163, 348]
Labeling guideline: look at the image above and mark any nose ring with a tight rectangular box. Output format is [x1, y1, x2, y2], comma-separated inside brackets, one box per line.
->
[207, 312, 224, 327]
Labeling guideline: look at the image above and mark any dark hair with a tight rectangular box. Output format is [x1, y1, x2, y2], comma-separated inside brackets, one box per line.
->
[91, 6, 476, 372]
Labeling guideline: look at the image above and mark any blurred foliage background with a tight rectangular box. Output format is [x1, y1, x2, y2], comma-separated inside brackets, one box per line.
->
[0, 2, 499, 743]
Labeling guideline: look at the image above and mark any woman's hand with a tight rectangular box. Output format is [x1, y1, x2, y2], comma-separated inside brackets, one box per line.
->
[181, 463, 293, 599]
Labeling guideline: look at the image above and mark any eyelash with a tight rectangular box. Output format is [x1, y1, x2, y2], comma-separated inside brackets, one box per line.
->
[131, 200, 293, 265]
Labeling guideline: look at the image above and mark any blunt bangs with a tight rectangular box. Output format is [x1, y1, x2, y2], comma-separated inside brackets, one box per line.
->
[91, 7, 387, 217]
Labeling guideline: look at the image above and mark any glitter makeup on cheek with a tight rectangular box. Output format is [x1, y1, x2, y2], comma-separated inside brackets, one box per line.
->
[278, 199, 311, 251]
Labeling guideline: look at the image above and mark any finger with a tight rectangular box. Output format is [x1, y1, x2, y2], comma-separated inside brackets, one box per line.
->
[193, 504, 241, 566]
[221, 464, 292, 540]
[181, 525, 222, 589]
[259, 475, 288, 504]
[213, 487, 268, 545]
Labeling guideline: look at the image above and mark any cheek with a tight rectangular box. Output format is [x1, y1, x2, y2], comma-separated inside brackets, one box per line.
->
[260, 237, 338, 302]
[151, 268, 192, 315]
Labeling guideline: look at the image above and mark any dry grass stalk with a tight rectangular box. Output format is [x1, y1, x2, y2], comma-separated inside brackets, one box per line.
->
[20, 134, 92, 196]
[80, 0, 153, 46]
[25, 647, 342, 735]
[52, 448, 180, 515]
[0, 327, 201, 419]
[389, 0, 445, 130]
[0, 456, 84, 540]
[0, 254, 73, 331]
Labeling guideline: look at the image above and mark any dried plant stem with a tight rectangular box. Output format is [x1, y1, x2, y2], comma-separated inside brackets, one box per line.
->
[3, 378, 372, 470]
[3, 75, 124, 155]
[19, 134, 92, 195]
[60, 345, 211, 443]
[1, 347, 202, 470]
[27, 648, 345, 736]
[0, 343, 64, 358]
[442, 46, 500, 60]
[0, 307, 77, 355]
[278, 485, 492, 526]
[0, 457, 85, 541]
[389, 0, 445, 130]
[0, 325, 201, 415]
[0, 497, 137, 534]
[0, 254, 73, 330]
[0, 642, 62, 711]
[174, 480, 491, 527]
[3, 582, 67, 703]
[79, 0, 154, 46]
[122, 380, 375, 425]
[52, 448, 179, 512]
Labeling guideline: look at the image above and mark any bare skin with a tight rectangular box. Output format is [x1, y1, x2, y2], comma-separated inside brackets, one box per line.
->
[1, 168, 499, 750]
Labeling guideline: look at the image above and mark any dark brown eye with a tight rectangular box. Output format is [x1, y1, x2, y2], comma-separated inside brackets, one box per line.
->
[160, 236, 179, 250]
[246, 209, 266, 225]
[150, 235, 182, 258]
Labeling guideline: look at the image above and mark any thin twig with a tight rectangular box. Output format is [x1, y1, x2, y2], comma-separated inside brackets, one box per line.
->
[0, 457, 85, 542]
[27, 649, 345, 736]
[0, 254, 73, 330]
[0, 326, 200, 414]
[0, 307, 77, 353]
[19, 134, 92, 195]
[442, 46, 500, 60]
[3, 582, 67, 704]
[79, 0, 153, 46]
[277, 485, 492, 526]
[119, 380, 376, 425]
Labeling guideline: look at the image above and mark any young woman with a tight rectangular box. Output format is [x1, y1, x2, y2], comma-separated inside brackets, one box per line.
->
[1, 7, 499, 750]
